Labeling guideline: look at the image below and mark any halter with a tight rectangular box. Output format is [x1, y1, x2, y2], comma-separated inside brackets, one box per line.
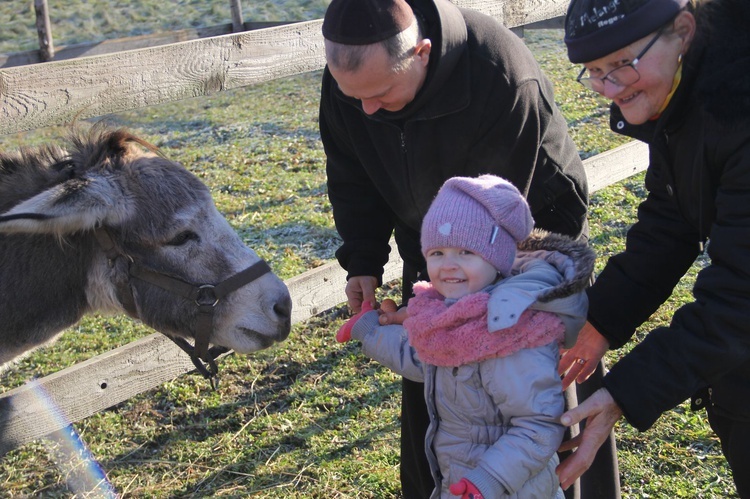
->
[93, 228, 272, 388]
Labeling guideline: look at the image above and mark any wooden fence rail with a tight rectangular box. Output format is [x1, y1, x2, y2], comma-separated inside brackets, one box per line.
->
[0, 0, 571, 136]
[26, 0, 254, 64]
[0, 0, 649, 455]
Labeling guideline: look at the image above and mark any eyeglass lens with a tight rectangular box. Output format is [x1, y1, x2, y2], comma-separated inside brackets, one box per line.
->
[577, 29, 664, 91]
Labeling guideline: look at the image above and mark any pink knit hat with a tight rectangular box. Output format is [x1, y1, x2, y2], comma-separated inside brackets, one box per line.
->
[421, 175, 534, 277]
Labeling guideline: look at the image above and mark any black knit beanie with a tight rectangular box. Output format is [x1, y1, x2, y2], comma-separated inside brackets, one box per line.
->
[322, 0, 414, 45]
[565, 0, 687, 63]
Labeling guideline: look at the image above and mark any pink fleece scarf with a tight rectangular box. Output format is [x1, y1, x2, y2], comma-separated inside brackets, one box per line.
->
[403, 282, 564, 367]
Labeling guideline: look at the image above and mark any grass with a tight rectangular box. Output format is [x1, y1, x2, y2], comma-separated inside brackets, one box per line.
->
[0, 5, 738, 498]
[0, 0, 330, 54]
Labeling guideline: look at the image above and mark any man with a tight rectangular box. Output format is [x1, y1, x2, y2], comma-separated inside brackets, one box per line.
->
[318, 0, 617, 497]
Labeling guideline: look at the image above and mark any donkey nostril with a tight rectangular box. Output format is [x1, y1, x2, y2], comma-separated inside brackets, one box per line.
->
[274, 295, 292, 319]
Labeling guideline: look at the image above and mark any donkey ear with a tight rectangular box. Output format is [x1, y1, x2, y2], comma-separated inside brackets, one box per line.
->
[0, 174, 133, 235]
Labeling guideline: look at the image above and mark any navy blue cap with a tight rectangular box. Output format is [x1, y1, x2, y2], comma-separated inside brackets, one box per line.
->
[565, 0, 687, 63]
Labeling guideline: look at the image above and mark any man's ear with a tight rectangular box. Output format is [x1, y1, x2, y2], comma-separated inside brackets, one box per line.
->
[415, 38, 432, 65]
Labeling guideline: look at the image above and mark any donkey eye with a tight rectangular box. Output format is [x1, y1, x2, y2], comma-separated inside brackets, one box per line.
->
[167, 230, 199, 246]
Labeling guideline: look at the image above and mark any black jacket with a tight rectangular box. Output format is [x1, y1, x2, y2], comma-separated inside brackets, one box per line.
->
[319, 0, 588, 282]
[590, 0, 750, 430]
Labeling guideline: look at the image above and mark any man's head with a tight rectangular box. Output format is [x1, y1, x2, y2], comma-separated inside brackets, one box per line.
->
[322, 0, 432, 114]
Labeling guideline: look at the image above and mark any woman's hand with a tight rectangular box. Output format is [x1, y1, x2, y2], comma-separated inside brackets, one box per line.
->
[556, 387, 623, 490]
[558, 321, 610, 390]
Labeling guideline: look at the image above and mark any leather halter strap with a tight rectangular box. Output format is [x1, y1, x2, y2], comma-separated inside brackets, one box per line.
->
[94, 227, 271, 387]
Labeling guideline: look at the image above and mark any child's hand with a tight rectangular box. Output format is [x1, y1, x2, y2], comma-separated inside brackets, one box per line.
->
[449, 478, 484, 499]
[378, 298, 408, 325]
[336, 301, 374, 343]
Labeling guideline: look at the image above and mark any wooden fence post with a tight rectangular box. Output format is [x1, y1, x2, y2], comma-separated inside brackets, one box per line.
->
[34, 0, 55, 62]
[230, 0, 244, 32]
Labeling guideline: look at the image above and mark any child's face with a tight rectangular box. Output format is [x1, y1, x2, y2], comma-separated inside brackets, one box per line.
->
[425, 247, 498, 300]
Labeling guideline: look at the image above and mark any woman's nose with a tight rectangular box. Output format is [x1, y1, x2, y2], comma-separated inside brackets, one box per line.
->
[601, 79, 626, 99]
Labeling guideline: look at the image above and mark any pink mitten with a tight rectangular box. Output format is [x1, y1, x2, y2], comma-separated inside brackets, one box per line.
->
[449, 478, 484, 499]
[336, 301, 374, 343]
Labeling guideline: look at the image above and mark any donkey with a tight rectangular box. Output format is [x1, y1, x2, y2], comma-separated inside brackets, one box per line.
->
[0, 126, 292, 378]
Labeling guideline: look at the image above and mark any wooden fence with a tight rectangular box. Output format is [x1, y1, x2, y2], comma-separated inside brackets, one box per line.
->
[0, 0, 649, 455]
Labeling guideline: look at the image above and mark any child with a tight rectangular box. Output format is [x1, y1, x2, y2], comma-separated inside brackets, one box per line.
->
[336, 175, 594, 498]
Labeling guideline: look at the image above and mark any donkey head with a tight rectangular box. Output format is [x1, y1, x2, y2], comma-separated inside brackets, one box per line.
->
[0, 128, 292, 361]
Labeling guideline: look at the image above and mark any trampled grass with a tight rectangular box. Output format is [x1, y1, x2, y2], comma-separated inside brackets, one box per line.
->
[0, 5, 738, 498]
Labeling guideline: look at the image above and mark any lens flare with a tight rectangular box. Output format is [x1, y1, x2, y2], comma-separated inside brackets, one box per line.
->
[24, 380, 118, 497]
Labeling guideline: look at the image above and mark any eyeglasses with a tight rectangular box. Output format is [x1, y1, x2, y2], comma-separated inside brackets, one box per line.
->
[576, 29, 664, 91]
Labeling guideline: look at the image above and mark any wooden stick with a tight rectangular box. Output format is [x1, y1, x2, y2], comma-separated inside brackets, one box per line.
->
[230, 0, 244, 32]
[34, 0, 55, 62]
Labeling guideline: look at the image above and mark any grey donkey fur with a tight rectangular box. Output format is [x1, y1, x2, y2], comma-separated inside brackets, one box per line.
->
[0, 126, 292, 370]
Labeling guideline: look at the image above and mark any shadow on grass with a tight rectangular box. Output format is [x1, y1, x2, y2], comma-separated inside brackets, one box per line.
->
[97, 323, 401, 496]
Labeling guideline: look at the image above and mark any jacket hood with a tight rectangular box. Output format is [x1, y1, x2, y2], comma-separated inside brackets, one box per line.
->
[516, 229, 596, 302]
[693, 0, 750, 126]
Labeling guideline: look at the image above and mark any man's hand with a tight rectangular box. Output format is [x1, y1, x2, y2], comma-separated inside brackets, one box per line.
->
[556, 388, 623, 490]
[345, 276, 379, 313]
[559, 321, 610, 390]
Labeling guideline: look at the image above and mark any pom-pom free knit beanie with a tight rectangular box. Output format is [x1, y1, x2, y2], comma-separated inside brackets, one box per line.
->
[564, 0, 688, 63]
[420, 175, 534, 277]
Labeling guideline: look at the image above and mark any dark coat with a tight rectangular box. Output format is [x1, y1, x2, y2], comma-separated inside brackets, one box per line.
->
[319, 0, 588, 282]
[590, 0, 750, 430]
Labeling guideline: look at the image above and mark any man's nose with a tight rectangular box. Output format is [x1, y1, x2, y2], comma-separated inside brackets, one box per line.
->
[361, 99, 382, 115]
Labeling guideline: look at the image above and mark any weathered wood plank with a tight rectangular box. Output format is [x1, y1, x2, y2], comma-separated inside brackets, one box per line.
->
[583, 141, 650, 193]
[0, 0, 568, 136]
[0, 243, 403, 455]
[0, 20, 327, 135]
[453, 0, 568, 26]
[288, 242, 403, 324]
[0, 23, 293, 69]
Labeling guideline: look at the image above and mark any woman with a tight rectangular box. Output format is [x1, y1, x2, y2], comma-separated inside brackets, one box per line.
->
[556, 0, 750, 495]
